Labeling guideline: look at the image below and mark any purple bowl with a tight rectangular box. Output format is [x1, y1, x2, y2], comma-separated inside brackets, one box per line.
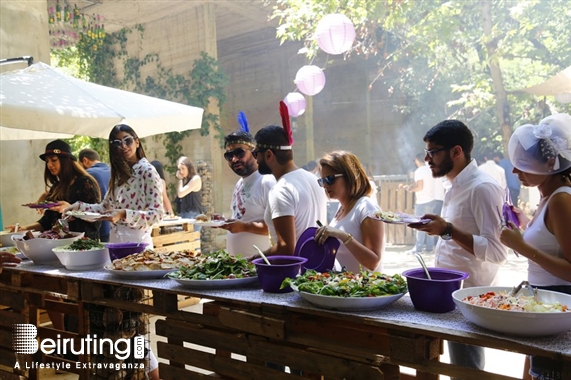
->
[106, 242, 149, 261]
[403, 267, 469, 313]
[253, 256, 308, 293]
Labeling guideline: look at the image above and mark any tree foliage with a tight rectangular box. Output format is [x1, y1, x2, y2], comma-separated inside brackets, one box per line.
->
[271, 0, 571, 156]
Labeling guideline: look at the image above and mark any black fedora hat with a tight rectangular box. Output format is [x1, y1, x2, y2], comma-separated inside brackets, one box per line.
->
[39, 139, 77, 161]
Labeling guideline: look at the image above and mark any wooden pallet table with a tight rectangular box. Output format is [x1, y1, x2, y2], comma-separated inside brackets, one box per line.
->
[151, 218, 200, 253]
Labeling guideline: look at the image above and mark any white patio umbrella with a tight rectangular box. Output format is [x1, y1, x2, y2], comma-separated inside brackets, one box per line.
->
[519, 65, 571, 102]
[0, 62, 204, 140]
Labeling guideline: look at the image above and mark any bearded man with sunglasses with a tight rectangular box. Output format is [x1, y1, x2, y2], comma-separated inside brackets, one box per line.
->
[253, 125, 327, 256]
[408, 120, 507, 377]
[219, 131, 276, 257]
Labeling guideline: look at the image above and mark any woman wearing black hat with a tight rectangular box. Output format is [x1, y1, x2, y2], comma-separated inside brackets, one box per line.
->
[65, 124, 164, 247]
[10, 139, 101, 239]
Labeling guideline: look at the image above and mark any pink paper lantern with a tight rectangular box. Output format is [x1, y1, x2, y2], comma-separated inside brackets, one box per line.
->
[283, 92, 306, 117]
[315, 14, 356, 55]
[294, 65, 326, 96]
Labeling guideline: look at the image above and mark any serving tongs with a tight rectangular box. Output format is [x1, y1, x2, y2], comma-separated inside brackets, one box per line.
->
[510, 280, 539, 302]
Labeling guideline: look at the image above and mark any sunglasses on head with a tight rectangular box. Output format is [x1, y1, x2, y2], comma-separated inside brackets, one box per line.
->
[110, 136, 135, 148]
[317, 173, 344, 187]
[224, 148, 249, 161]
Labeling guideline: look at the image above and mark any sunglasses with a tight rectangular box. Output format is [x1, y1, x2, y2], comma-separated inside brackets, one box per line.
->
[224, 148, 249, 161]
[251, 148, 269, 159]
[110, 136, 135, 148]
[424, 147, 448, 158]
[317, 174, 344, 187]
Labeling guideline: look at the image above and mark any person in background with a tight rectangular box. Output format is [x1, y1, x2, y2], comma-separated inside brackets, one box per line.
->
[64, 124, 164, 248]
[175, 156, 203, 220]
[408, 120, 507, 378]
[151, 160, 174, 216]
[403, 152, 436, 254]
[478, 151, 507, 189]
[306, 160, 319, 176]
[500, 113, 571, 380]
[79, 149, 111, 242]
[218, 113, 276, 257]
[314, 151, 384, 272]
[253, 103, 327, 257]
[494, 151, 522, 206]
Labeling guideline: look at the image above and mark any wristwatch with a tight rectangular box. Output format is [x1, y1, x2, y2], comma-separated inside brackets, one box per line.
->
[440, 222, 453, 240]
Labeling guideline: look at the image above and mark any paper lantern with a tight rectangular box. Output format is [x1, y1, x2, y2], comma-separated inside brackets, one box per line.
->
[555, 93, 571, 104]
[283, 92, 306, 117]
[315, 14, 356, 55]
[294, 65, 326, 96]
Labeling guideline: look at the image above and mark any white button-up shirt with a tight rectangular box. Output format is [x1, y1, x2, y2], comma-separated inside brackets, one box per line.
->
[435, 160, 508, 287]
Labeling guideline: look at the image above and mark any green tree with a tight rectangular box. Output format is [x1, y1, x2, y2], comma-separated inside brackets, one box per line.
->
[272, 0, 571, 156]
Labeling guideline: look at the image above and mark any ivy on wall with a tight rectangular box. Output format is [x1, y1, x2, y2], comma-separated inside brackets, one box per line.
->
[52, 24, 228, 182]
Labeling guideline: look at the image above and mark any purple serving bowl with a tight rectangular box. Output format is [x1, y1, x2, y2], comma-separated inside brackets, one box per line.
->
[403, 267, 470, 313]
[106, 242, 149, 261]
[252, 255, 308, 293]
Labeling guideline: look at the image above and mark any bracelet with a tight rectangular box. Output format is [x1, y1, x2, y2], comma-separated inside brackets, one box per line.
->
[343, 234, 353, 245]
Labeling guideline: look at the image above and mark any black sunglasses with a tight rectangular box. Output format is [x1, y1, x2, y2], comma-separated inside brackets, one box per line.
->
[317, 174, 344, 187]
[251, 148, 269, 159]
[224, 148, 249, 161]
[110, 136, 135, 148]
[424, 147, 448, 158]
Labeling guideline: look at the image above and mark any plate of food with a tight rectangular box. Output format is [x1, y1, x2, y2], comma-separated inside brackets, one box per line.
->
[22, 202, 59, 209]
[193, 213, 232, 227]
[106, 249, 200, 279]
[283, 270, 408, 311]
[65, 211, 110, 222]
[453, 286, 571, 336]
[371, 211, 430, 224]
[167, 250, 257, 288]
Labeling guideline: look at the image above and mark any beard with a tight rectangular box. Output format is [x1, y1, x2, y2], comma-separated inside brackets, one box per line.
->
[430, 154, 454, 178]
[257, 159, 272, 175]
[231, 159, 256, 177]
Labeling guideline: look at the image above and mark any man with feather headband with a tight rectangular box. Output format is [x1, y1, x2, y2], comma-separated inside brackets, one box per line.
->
[253, 102, 327, 256]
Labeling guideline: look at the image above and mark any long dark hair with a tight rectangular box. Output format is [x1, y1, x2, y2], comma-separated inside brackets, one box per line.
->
[44, 156, 100, 201]
[177, 156, 196, 184]
[108, 124, 146, 196]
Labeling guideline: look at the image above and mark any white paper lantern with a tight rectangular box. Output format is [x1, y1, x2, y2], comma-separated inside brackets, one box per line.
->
[283, 92, 306, 117]
[555, 93, 571, 104]
[294, 65, 326, 96]
[315, 14, 356, 55]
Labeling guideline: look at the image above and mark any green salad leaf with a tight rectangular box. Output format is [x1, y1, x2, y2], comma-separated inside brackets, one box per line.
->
[282, 270, 407, 297]
[167, 250, 256, 280]
[66, 238, 104, 251]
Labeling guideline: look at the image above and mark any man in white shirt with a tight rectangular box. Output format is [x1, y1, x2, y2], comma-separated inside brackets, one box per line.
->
[409, 120, 507, 377]
[478, 152, 507, 189]
[404, 153, 436, 253]
[218, 131, 276, 257]
[253, 125, 327, 256]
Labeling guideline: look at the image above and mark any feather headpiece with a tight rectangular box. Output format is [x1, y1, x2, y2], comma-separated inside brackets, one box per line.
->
[237, 111, 249, 133]
[279, 101, 294, 146]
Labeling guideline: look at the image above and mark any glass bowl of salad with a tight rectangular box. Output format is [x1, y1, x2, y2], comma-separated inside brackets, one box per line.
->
[53, 237, 108, 271]
[453, 286, 571, 336]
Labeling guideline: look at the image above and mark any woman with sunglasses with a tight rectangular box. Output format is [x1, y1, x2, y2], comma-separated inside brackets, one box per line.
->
[175, 156, 203, 220]
[65, 124, 164, 247]
[314, 151, 385, 272]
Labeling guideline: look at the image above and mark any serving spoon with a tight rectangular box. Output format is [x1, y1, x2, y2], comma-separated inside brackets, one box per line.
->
[413, 252, 432, 280]
[253, 245, 271, 265]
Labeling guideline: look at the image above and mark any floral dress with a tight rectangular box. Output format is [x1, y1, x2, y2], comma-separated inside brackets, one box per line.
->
[78, 158, 164, 243]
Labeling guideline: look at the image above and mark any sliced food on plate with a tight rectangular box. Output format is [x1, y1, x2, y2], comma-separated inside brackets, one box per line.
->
[372, 210, 429, 224]
[110, 249, 200, 271]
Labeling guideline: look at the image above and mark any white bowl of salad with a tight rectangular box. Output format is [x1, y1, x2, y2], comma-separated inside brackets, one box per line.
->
[53, 238, 109, 271]
[453, 286, 571, 336]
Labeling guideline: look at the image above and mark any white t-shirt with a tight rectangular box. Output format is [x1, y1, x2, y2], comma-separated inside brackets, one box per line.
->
[330, 197, 382, 273]
[227, 171, 276, 257]
[414, 164, 435, 204]
[265, 168, 327, 247]
[478, 160, 507, 189]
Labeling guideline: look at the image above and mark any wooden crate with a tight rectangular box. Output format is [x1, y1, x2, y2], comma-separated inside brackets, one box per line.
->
[377, 177, 416, 245]
[152, 221, 200, 252]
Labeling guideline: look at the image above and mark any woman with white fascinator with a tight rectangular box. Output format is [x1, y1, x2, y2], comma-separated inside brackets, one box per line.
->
[500, 113, 571, 380]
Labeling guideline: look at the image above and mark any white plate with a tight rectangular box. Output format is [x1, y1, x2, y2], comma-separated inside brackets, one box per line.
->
[193, 221, 230, 227]
[66, 211, 110, 222]
[162, 217, 181, 222]
[172, 276, 259, 289]
[296, 291, 406, 311]
[104, 264, 174, 279]
[453, 286, 571, 336]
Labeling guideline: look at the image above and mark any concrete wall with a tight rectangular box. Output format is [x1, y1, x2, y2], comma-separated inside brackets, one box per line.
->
[0, 0, 51, 228]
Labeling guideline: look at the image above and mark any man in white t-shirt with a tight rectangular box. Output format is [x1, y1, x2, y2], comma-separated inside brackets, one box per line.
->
[218, 130, 276, 257]
[478, 152, 507, 189]
[254, 125, 327, 256]
[403, 153, 436, 253]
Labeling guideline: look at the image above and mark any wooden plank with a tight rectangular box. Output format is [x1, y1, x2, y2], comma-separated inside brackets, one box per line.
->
[154, 241, 201, 252]
[0, 310, 27, 329]
[218, 307, 285, 340]
[153, 231, 200, 247]
[0, 290, 26, 310]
